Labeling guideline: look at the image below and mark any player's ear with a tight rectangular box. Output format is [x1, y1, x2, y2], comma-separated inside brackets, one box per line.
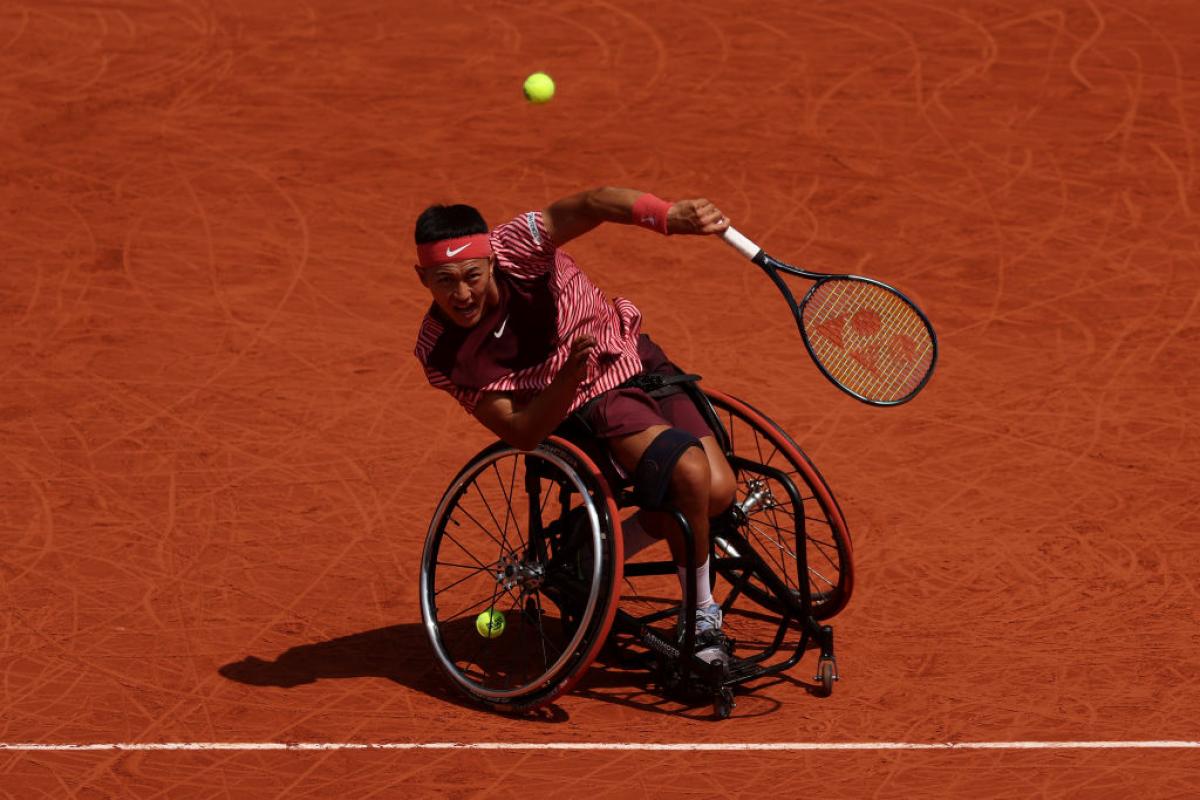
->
[413, 264, 430, 287]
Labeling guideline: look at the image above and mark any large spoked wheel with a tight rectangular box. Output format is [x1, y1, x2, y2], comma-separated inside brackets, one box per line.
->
[420, 436, 623, 712]
[701, 388, 854, 620]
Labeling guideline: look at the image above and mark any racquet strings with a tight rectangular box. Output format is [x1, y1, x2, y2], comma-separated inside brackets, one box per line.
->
[800, 278, 934, 404]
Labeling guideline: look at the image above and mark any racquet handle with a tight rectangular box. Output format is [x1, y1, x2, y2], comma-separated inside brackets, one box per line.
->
[721, 226, 763, 262]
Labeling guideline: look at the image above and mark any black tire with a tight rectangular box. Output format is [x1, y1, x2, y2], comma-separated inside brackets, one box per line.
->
[420, 437, 623, 712]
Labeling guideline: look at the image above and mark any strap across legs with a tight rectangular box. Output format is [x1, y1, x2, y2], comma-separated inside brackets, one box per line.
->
[633, 428, 701, 510]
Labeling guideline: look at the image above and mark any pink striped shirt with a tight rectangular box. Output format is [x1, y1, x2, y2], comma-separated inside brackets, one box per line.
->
[414, 211, 644, 415]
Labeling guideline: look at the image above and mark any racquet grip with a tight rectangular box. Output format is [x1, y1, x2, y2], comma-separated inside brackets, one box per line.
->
[721, 226, 762, 261]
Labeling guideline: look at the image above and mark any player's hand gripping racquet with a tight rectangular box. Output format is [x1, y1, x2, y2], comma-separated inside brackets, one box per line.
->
[721, 227, 937, 406]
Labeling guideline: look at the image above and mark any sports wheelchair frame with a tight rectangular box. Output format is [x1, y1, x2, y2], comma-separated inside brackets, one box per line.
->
[419, 384, 853, 719]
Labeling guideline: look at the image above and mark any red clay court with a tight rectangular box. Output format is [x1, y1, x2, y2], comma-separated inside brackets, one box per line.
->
[2, 1, 1199, 796]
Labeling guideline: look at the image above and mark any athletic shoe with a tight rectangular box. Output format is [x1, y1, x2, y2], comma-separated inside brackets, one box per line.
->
[680, 601, 730, 665]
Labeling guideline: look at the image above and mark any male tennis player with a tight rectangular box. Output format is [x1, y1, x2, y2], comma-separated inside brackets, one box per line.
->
[413, 187, 736, 663]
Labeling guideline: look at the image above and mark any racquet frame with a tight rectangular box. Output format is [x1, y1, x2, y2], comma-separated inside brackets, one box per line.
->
[721, 227, 938, 406]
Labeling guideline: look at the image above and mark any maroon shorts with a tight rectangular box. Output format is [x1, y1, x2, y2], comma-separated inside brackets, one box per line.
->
[576, 334, 713, 442]
[565, 334, 713, 486]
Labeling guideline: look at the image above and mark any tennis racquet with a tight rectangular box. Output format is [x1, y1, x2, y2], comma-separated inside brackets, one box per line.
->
[721, 227, 937, 406]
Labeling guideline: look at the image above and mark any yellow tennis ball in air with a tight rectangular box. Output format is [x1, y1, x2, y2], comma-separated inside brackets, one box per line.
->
[475, 608, 506, 638]
[523, 72, 555, 104]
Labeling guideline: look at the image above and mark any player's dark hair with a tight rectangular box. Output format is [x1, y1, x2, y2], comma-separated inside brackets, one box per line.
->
[414, 204, 488, 243]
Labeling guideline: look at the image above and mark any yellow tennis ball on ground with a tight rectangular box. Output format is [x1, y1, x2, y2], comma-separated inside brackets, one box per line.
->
[523, 72, 555, 104]
[476, 608, 506, 638]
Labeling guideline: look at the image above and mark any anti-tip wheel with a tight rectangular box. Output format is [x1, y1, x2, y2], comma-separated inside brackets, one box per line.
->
[813, 659, 835, 698]
[713, 688, 735, 720]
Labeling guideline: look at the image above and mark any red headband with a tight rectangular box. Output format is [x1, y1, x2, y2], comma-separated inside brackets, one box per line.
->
[417, 234, 493, 268]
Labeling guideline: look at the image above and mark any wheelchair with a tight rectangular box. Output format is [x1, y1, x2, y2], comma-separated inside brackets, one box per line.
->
[418, 380, 853, 719]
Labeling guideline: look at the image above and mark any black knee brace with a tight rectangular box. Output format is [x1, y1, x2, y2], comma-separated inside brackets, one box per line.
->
[633, 428, 701, 510]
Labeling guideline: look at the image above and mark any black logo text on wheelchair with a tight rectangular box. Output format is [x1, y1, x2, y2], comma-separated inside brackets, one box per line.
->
[419, 383, 852, 719]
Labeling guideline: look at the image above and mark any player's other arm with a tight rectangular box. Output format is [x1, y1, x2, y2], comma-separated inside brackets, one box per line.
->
[473, 335, 597, 451]
[543, 187, 730, 247]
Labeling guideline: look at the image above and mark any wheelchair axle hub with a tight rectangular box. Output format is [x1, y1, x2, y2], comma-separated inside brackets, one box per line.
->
[739, 479, 777, 514]
[497, 554, 545, 591]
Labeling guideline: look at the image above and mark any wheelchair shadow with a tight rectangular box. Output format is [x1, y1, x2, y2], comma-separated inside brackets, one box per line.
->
[571, 597, 829, 721]
[216, 621, 570, 724]
[217, 613, 825, 723]
[572, 645, 817, 721]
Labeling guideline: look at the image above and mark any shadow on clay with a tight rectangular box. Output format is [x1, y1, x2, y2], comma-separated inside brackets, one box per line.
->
[216, 621, 570, 724]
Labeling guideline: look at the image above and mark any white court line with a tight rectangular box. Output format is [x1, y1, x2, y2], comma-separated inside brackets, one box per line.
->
[2, 741, 1199, 752]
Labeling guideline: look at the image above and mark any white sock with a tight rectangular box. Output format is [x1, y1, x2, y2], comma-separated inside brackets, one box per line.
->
[620, 513, 659, 560]
[677, 556, 714, 609]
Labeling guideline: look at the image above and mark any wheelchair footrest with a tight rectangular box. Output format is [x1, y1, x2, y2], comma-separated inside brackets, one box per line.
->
[723, 655, 780, 685]
[638, 625, 680, 661]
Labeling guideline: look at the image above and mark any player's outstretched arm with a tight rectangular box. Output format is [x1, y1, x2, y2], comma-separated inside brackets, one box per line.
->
[544, 187, 730, 247]
[473, 335, 597, 450]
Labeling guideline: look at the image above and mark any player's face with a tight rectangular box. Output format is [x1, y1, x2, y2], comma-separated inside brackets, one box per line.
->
[419, 257, 496, 327]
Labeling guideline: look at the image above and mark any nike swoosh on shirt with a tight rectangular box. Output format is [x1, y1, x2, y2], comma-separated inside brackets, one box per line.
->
[445, 243, 472, 257]
[492, 315, 509, 338]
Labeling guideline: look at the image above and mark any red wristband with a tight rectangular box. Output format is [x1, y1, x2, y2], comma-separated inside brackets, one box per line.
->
[632, 193, 672, 235]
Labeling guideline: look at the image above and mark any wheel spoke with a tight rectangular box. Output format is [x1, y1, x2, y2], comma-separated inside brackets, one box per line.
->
[441, 590, 504, 627]
[442, 526, 504, 574]
[472, 476, 516, 553]
[490, 458, 528, 552]
[433, 562, 497, 597]
[451, 505, 513, 557]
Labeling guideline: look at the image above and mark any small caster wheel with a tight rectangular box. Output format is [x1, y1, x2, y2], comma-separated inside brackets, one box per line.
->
[813, 659, 835, 698]
[713, 688, 735, 720]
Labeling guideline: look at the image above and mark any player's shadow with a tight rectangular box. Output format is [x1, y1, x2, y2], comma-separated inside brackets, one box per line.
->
[217, 621, 570, 724]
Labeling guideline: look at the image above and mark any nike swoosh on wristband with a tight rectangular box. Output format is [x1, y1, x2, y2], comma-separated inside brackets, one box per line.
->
[492, 315, 509, 338]
[445, 243, 472, 257]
